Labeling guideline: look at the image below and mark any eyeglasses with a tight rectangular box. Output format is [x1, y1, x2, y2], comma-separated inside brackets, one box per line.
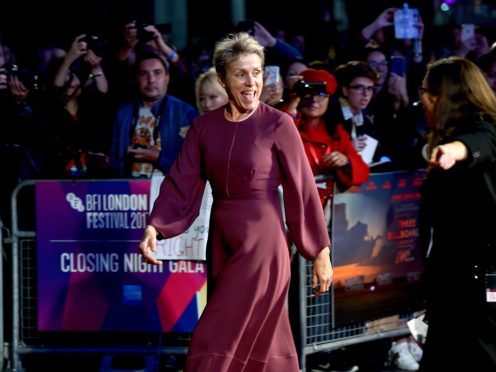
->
[348, 85, 376, 94]
[418, 87, 429, 95]
[368, 60, 389, 68]
[301, 92, 330, 102]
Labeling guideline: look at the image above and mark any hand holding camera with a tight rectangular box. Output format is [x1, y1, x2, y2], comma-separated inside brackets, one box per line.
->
[2, 64, 39, 93]
[81, 34, 104, 57]
[292, 79, 328, 97]
[67, 34, 91, 64]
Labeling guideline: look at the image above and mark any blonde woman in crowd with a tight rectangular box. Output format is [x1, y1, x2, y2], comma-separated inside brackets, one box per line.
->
[194, 67, 228, 114]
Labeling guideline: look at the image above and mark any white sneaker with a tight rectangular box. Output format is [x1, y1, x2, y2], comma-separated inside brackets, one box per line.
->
[407, 337, 423, 363]
[388, 340, 419, 371]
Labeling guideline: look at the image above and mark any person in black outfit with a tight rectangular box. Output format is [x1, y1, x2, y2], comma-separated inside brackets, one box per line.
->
[418, 56, 496, 371]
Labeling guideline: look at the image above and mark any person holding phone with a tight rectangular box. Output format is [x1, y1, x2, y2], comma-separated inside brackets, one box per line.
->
[260, 65, 284, 107]
[363, 46, 428, 170]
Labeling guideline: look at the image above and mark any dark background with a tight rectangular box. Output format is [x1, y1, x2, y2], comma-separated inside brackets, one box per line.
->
[0, 0, 433, 63]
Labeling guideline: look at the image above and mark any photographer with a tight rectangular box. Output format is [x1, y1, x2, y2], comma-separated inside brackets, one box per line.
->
[41, 33, 114, 179]
[0, 38, 46, 225]
[282, 68, 369, 207]
[108, 19, 193, 107]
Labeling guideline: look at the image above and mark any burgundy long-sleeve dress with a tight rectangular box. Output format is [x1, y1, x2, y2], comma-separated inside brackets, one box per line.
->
[148, 102, 330, 371]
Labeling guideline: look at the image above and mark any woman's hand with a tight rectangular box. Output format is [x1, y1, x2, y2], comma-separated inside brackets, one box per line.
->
[429, 141, 468, 170]
[322, 151, 349, 169]
[312, 247, 333, 296]
[139, 225, 163, 265]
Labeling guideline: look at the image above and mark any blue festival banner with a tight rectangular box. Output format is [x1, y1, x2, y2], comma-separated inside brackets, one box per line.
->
[35, 180, 206, 332]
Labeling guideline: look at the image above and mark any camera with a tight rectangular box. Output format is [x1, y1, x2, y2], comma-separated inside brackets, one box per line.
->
[292, 79, 327, 97]
[82, 34, 104, 56]
[2, 64, 40, 91]
[136, 22, 155, 43]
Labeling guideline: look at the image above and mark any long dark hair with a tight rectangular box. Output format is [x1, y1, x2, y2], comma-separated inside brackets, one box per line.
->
[425, 56, 496, 148]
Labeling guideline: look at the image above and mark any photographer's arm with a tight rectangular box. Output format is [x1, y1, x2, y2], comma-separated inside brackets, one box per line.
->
[253, 21, 303, 61]
[117, 22, 138, 64]
[85, 50, 108, 94]
[147, 25, 179, 64]
[54, 34, 86, 87]
[361, 7, 398, 41]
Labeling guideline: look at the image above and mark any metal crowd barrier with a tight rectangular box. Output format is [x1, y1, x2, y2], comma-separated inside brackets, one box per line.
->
[5, 172, 425, 371]
[291, 256, 421, 371]
[5, 180, 193, 371]
[290, 170, 426, 370]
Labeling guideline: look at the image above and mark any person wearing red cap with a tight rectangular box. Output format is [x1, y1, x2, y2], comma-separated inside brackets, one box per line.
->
[283, 68, 370, 207]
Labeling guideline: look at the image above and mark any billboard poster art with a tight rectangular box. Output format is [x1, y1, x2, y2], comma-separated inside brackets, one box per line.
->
[331, 170, 426, 327]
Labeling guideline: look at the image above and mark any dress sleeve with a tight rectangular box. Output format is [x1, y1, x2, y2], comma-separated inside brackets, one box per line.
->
[275, 115, 331, 260]
[148, 119, 206, 238]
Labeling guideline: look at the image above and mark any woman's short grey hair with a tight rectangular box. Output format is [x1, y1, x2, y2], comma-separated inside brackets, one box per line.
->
[213, 32, 265, 77]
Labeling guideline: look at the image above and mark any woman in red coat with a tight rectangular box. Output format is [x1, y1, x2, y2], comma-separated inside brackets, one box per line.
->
[284, 68, 370, 206]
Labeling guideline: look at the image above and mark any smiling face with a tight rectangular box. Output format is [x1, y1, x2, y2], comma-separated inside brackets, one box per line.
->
[219, 53, 263, 120]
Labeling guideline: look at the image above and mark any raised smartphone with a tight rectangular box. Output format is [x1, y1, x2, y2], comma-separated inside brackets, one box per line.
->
[390, 56, 406, 77]
[264, 65, 280, 85]
[461, 24, 475, 43]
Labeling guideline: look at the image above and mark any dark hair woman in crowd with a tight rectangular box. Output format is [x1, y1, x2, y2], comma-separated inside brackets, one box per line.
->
[418, 56, 496, 371]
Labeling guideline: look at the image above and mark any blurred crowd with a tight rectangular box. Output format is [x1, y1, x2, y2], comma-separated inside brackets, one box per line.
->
[1, 7, 496, 227]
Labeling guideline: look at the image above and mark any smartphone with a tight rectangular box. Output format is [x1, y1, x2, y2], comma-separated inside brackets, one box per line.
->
[394, 6, 420, 39]
[461, 24, 475, 43]
[264, 65, 280, 85]
[390, 56, 406, 77]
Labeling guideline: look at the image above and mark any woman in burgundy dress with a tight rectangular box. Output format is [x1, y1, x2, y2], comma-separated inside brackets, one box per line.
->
[139, 32, 333, 372]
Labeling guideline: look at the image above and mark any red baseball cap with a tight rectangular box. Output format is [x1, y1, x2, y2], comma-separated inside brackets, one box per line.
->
[300, 69, 338, 95]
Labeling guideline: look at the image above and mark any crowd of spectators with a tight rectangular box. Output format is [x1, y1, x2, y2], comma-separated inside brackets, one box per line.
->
[2, 6, 496, 370]
[1, 6, 494, 230]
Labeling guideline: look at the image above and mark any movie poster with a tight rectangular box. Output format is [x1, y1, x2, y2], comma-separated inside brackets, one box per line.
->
[331, 170, 426, 327]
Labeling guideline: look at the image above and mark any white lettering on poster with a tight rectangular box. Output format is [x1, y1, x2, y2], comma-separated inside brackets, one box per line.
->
[59, 252, 166, 273]
[73, 194, 149, 230]
[85, 194, 148, 211]
[60, 252, 120, 273]
[123, 253, 164, 273]
[169, 261, 205, 273]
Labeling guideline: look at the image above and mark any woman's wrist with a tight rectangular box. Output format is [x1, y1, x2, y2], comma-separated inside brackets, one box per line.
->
[318, 246, 331, 258]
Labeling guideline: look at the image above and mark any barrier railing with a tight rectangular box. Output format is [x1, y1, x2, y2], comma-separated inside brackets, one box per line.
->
[290, 169, 426, 370]
[5, 171, 425, 371]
